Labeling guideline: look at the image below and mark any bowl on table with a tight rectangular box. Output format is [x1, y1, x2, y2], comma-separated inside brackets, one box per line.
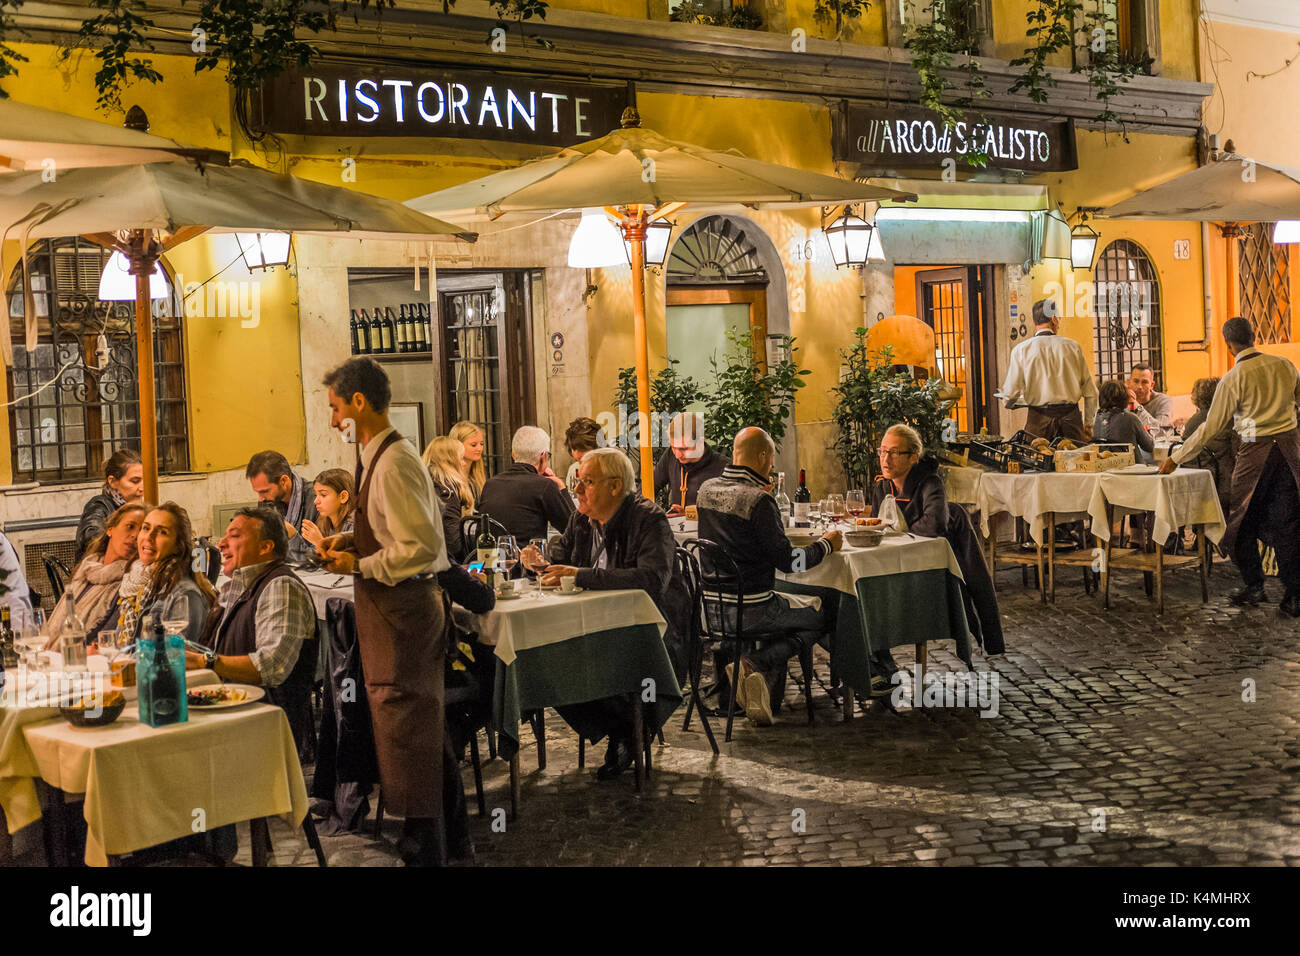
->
[59, 690, 127, 727]
[786, 531, 817, 549]
[845, 527, 886, 548]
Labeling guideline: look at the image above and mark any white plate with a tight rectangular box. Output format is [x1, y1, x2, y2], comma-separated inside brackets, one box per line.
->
[554, 587, 585, 595]
[1115, 464, 1159, 475]
[187, 684, 265, 710]
[495, 591, 522, 601]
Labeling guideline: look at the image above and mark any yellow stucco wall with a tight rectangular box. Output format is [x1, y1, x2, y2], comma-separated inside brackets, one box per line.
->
[1, 43, 309, 479]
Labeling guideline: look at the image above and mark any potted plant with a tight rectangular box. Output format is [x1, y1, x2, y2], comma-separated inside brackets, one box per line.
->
[831, 332, 948, 489]
[703, 327, 807, 453]
[612, 358, 708, 506]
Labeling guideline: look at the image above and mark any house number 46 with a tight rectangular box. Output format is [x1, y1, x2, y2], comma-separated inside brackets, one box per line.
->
[790, 238, 815, 262]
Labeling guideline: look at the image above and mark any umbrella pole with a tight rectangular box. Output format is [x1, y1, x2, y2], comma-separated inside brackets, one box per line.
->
[626, 218, 654, 496]
[129, 231, 160, 503]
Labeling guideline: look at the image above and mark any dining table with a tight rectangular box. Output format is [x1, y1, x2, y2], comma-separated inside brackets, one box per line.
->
[2, 661, 314, 866]
[776, 531, 976, 718]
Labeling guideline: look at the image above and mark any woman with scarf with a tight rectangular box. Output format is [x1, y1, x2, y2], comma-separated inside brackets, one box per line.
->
[74, 449, 144, 561]
[870, 423, 1005, 656]
[116, 502, 217, 642]
[44, 502, 147, 647]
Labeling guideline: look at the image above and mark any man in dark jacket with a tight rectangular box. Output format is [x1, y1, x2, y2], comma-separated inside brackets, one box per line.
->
[477, 425, 574, 542]
[696, 427, 843, 727]
[524, 446, 687, 781]
[653, 412, 729, 514]
[246, 450, 320, 564]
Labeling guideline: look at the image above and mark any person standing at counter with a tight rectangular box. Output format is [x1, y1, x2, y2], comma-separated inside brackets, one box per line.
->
[998, 300, 1097, 442]
[319, 357, 453, 866]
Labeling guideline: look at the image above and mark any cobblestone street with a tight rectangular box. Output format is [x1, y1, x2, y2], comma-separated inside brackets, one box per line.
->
[245, 563, 1300, 867]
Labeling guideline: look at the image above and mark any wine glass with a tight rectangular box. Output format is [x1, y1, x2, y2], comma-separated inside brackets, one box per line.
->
[526, 538, 547, 577]
[846, 489, 866, 520]
[825, 494, 846, 527]
[13, 608, 46, 671]
[97, 628, 123, 666]
[499, 536, 519, 579]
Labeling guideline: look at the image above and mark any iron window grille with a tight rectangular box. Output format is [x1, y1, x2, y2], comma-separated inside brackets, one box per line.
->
[5, 237, 190, 484]
[1091, 238, 1163, 386]
[1238, 223, 1291, 345]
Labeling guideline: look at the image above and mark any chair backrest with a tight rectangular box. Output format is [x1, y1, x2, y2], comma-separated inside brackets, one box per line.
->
[673, 545, 702, 645]
[194, 538, 221, 587]
[459, 515, 512, 553]
[43, 555, 71, 603]
[683, 537, 746, 641]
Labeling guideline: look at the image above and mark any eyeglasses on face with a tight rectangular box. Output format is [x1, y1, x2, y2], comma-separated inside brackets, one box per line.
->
[573, 476, 617, 490]
[877, 447, 915, 459]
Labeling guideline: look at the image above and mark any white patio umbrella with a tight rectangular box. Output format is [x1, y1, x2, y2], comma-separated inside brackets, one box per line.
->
[1099, 152, 1300, 222]
[1, 160, 474, 500]
[409, 107, 915, 492]
[0, 100, 226, 172]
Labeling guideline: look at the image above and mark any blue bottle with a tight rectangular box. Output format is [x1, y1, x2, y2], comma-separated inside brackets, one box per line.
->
[138, 619, 188, 727]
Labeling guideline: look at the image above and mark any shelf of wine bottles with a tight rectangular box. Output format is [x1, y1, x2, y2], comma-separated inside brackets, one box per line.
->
[350, 302, 434, 358]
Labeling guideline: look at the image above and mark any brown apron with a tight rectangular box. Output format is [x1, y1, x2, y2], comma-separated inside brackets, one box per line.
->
[1025, 403, 1084, 442]
[353, 430, 446, 821]
[1223, 428, 1300, 556]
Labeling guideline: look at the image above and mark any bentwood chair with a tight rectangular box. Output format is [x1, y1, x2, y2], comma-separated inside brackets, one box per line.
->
[675, 545, 719, 755]
[43, 555, 71, 603]
[685, 538, 816, 742]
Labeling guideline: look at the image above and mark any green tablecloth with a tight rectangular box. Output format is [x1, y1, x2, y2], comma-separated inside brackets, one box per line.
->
[777, 568, 974, 697]
[491, 624, 682, 759]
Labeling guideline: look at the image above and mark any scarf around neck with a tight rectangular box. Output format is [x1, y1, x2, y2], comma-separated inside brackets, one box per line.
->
[117, 561, 157, 639]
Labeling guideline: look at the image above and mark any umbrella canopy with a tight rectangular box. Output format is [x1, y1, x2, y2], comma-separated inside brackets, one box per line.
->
[0, 99, 226, 172]
[1, 159, 474, 500]
[408, 123, 914, 219]
[1099, 153, 1300, 222]
[0, 160, 475, 242]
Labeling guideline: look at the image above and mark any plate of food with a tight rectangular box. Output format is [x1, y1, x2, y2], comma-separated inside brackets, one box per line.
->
[187, 684, 265, 709]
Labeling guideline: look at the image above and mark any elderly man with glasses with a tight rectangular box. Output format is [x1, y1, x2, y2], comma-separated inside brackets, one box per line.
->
[521, 447, 688, 781]
[871, 424, 1004, 657]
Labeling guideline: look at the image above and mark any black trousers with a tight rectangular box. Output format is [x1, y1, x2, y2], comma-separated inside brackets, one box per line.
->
[1234, 444, 1300, 593]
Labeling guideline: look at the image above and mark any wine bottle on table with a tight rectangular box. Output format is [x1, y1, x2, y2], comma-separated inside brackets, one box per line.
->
[368, 308, 384, 354]
[793, 469, 811, 527]
[476, 516, 498, 588]
[774, 472, 792, 528]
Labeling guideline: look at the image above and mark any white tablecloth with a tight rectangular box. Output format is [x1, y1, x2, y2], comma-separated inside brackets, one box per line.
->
[299, 570, 355, 620]
[940, 464, 987, 505]
[1, 668, 218, 842]
[475, 587, 666, 667]
[777, 535, 962, 596]
[1087, 468, 1227, 545]
[975, 472, 1102, 544]
[22, 699, 306, 866]
[669, 519, 698, 544]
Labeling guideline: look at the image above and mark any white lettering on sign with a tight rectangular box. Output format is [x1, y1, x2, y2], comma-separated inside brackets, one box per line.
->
[858, 117, 1053, 166]
[296, 77, 604, 141]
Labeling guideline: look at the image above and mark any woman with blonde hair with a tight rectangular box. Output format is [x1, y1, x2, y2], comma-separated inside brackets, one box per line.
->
[424, 436, 474, 563]
[45, 502, 147, 646]
[448, 420, 487, 503]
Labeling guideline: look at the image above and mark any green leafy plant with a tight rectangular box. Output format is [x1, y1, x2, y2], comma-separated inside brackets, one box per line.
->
[1076, 0, 1150, 134]
[814, 0, 872, 40]
[703, 327, 807, 453]
[1008, 0, 1081, 104]
[905, 0, 991, 166]
[0, 0, 28, 100]
[612, 358, 709, 482]
[831, 336, 948, 489]
[670, 1, 762, 30]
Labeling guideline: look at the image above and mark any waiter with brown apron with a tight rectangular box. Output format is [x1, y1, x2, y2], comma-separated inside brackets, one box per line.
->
[999, 299, 1098, 442]
[1161, 317, 1300, 616]
[319, 357, 451, 865]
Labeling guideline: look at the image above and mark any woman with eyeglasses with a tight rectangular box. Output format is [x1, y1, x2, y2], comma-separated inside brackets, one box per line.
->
[870, 423, 1004, 656]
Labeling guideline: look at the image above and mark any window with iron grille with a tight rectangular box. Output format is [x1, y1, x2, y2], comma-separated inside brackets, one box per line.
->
[1092, 239, 1163, 386]
[1238, 223, 1291, 345]
[5, 238, 190, 484]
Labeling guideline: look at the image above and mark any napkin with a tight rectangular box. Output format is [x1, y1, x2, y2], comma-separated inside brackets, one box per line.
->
[875, 495, 909, 533]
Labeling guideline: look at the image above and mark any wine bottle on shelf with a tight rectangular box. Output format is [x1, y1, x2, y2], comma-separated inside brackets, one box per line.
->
[411, 303, 428, 352]
[793, 469, 811, 528]
[774, 472, 792, 528]
[368, 308, 384, 355]
[372, 305, 391, 353]
[385, 307, 401, 354]
[397, 305, 411, 353]
[420, 303, 433, 350]
[349, 309, 362, 355]
[355, 310, 371, 354]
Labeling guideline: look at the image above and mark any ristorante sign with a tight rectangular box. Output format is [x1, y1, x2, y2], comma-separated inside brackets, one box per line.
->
[834, 105, 1078, 173]
[254, 66, 630, 147]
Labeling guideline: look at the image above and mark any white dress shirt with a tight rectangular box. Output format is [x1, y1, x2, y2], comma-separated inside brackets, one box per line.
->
[999, 330, 1099, 423]
[1173, 348, 1300, 464]
[357, 426, 451, 586]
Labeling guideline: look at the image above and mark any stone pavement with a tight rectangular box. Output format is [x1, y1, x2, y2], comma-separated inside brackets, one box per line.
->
[237, 561, 1300, 867]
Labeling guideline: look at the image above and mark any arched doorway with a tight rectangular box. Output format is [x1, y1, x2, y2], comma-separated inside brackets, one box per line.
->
[663, 214, 795, 469]
[1092, 239, 1163, 386]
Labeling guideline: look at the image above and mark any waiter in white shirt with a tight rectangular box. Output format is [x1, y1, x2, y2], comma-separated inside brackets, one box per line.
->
[1160, 317, 1300, 615]
[319, 357, 452, 865]
[999, 299, 1098, 442]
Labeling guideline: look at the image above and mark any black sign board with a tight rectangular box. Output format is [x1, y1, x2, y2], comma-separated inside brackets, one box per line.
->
[254, 66, 630, 147]
[834, 104, 1078, 173]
